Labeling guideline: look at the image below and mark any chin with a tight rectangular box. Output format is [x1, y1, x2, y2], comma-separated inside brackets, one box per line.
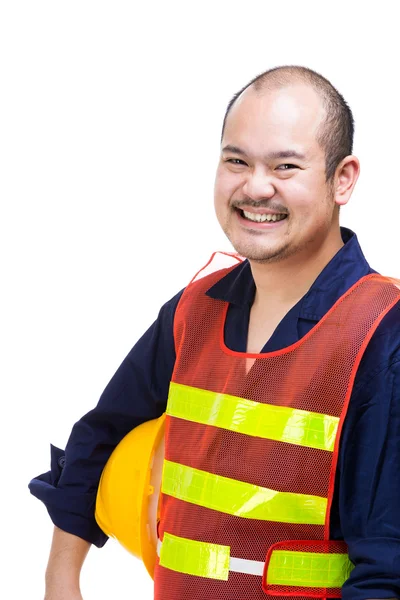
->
[230, 241, 291, 263]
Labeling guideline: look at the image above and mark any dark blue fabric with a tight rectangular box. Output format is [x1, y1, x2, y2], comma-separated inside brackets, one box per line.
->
[29, 228, 400, 599]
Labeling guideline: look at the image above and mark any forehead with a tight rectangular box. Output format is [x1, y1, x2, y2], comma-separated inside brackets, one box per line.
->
[223, 84, 326, 157]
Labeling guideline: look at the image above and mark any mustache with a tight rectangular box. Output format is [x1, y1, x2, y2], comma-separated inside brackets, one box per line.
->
[231, 199, 289, 214]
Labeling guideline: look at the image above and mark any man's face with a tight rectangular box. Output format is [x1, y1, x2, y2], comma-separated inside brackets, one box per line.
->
[214, 84, 338, 263]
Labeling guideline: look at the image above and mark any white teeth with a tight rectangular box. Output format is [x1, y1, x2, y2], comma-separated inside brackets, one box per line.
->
[242, 210, 286, 223]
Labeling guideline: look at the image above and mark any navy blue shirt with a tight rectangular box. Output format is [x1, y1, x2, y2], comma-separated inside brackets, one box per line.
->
[29, 228, 400, 599]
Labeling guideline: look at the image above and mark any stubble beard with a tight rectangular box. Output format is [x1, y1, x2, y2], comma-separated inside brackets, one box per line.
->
[223, 190, 337, 263]
[232, 235, 293, 263]
[222, 217, 295, 264]
[224, 220, 335, 265]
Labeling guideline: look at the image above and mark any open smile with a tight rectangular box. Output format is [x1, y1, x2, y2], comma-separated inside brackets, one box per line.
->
[235, 208, 288, 228]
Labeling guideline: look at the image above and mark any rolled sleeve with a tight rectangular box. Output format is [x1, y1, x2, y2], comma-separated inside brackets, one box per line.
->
[29, 443, 106, 546]
[28, 290, 183, 546]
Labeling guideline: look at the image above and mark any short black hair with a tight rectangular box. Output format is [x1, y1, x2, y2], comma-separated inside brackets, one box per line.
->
[221, 65, 354, 181]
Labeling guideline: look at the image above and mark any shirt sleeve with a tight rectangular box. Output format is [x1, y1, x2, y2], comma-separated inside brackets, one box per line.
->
[28, 289, 183, 547]
[338, 342, 400, 599]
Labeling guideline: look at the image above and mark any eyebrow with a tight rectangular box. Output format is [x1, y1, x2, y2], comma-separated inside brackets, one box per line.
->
[221, 145, 306, 161]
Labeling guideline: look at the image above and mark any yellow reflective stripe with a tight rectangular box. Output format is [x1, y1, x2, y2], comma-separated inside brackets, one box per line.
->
[158, 535, 353, 586]
[167, 382, 339, 452]
[268, 550, 354, 588]
[159, 532, 230, 580]
[162, 460, 327, 525]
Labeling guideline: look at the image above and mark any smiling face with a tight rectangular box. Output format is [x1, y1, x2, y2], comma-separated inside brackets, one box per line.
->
[214, 84, 341, 263]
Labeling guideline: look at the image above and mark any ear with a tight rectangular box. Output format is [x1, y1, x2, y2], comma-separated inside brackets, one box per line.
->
[333, 155, 360, 207]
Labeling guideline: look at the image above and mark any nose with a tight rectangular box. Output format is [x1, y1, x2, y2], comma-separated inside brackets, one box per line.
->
[242, 169, 276, 200]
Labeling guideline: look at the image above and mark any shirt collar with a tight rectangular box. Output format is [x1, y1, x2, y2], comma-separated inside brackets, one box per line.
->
[206, 228, 373, 320]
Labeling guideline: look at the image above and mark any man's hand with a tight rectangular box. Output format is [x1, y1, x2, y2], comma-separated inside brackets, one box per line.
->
[44, 527, 91, 600]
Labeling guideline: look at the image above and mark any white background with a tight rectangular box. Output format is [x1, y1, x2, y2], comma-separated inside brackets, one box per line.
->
[1, 1, 399, 598]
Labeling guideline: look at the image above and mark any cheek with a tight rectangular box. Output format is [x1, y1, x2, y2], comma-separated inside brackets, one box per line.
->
[214, 167, 242, 200]
[214, 178, 236, 226]
[293, 192, 333, 230]
[214, 192, 228, 225]
[283, 180, 325, 213]
[214, 181, 230, 216]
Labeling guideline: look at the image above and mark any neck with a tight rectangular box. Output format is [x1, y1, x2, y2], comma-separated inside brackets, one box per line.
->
[249, 228, 344, 307]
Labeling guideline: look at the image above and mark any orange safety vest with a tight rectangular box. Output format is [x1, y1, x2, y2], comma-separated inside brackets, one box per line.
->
[154, 253, 400, 600]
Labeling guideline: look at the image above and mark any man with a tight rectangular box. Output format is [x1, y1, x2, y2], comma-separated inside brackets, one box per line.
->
[30, 66, 400, 600]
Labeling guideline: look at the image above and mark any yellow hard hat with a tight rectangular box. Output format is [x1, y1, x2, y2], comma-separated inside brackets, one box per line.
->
[95, 413, 165, 578]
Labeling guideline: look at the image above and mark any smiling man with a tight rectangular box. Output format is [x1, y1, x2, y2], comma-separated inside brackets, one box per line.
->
[30, 66, 400, 600]
[216, 83, 341, 263]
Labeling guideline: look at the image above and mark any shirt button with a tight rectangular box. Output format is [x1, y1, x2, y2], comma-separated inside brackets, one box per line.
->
[58, 456, 66, 468]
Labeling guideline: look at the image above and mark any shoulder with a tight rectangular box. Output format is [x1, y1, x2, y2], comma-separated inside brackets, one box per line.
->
[355, 297, 400, 391]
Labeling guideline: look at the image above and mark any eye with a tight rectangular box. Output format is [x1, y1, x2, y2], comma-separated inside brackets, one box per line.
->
[225, 158, 247, 166]
[277, 164, 298, 170]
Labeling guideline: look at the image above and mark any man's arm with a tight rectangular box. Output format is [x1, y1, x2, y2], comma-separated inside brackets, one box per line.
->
[44, 527, 90, 600]
[338, 315, 400, 600]
[29, 289, 184, 596]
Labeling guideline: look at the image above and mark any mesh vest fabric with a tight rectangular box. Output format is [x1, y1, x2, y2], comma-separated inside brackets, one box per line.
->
[154, 254, 400, 600]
